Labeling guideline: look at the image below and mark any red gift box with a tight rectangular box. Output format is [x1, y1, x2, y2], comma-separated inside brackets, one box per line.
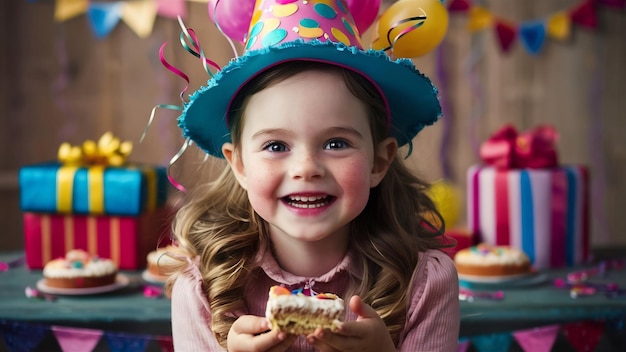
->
[441, 228, 477, 259]
[23, 207, 173, 270]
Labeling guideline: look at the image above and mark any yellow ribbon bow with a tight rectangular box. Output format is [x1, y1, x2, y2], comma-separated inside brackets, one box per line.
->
[57, 132, 133, 167]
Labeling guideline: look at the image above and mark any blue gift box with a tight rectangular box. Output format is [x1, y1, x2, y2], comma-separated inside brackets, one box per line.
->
[19, 162, 169, 216]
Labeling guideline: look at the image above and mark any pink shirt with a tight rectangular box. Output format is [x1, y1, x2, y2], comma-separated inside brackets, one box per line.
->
[171, 249, 460, 351]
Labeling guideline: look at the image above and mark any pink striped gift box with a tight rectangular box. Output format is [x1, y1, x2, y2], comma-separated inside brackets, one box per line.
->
[467, 165, 590, 269]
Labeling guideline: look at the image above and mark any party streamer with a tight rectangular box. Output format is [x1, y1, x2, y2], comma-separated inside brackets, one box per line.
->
[54, 27, 77, 144]
[209, 0, 241, 59]
[436, 45, 453, 180]
[589, 38, 608, 243]
[464, 33, 486, 160]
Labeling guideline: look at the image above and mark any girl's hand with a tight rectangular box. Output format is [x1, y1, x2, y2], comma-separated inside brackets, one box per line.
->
[227, 315, 297, 352]
[306, 295, 396, 352]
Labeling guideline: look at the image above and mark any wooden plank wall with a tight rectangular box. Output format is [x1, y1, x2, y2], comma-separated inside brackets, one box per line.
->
[1, 1, 624, 251]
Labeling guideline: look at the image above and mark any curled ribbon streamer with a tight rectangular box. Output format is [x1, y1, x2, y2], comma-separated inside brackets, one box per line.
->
[140, 102, 186, 194]
[141, 104, 183, 143]
[465, 35, 485, 158]
[436, 45, 452, 180]
[177, 16, 221, 77]
[380, 16, 427, 53]
[480, 124, 559, 169]
[159, 42, 190, 102]
[210, 0, 240, 59]
[167, 138, 192, 193]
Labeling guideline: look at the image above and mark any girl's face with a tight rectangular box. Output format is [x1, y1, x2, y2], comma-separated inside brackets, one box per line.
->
[223, 69, 395, 247]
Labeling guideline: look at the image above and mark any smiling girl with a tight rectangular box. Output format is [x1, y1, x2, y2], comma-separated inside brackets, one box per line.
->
[161, 1, 459, 351]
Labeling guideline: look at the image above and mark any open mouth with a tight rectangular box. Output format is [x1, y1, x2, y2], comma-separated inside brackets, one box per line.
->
[283, 195, 334, 209]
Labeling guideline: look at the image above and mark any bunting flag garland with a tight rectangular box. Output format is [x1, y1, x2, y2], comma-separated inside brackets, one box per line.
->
[121, 1, 159, 39]
[29, 0, 201, 39]
[51, 326, 103, 352]
[2, 319, 624, 351]
[0, 321, 173, 352]
[87, 2, 123, 39]
[546, 12, 572, 41]
[154, 0, 187, 20]
[54, 0, 89, 22]
[31, 0, 624, 43]
[448, 0, 471, 13]
[0, 322, 48, 352]
[518, 21, 547, 56]
[512, 325, 560, 352]
[451, 0, 624, 55]
[470, 332, 514, 352]
[561, 320, 606, 351]
[494, 21, 516, 53]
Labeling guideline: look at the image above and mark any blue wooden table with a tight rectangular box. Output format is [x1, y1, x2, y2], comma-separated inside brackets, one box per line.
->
[0, 252, 171, 335]
[459, 264, 626, 335]
[1, 251, 626, 351]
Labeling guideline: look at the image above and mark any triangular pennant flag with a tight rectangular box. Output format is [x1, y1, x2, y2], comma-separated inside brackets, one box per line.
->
[467, 6, 494, 32]
[547, 11, 571, 41]
[156, 0, 187, 19]
[0, 321, 49, 352]
[158, 336, 174, 352]
[562, 320, 605, 352]
[570, 0, 598, 29]
[494, 20, 517, 53]
[121, 0, 158, 38]
[87, 2, 123, 39]
[471, 332, 513, 352]
[519, 20, 547, 55]
[457, 338, 471, 352]
[104, 332, 149, 352]
[52, 325, 103, 352]
[448, 0, 471, 12]
[604, 318, 626, 349]
[54, 0, 89, 22]
[512, 325, 559, 352]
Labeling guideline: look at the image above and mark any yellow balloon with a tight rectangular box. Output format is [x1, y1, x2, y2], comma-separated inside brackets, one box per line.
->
[372, 0, 449, 58]
[428, 180, 461, 229]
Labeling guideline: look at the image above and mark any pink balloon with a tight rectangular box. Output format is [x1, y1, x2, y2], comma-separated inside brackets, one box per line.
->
[207, 0, 255, 43]
[345, 0, 381, 33]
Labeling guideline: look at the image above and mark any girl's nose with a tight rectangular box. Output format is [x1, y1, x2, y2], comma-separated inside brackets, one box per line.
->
[289, 151, 325, 180]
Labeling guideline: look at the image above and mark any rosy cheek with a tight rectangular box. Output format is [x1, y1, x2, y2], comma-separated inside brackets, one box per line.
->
[245, 168, 279, 204]
[335, 161, 372, 196]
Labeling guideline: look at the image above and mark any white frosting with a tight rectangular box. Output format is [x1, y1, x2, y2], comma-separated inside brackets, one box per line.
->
[43, 255, 117, 278]
[266, 294, 345, 315]
[265, 292, 345, 332]
[455, 244, 529, 266]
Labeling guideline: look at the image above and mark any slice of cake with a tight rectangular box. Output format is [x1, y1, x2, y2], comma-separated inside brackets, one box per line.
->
[265, 286, 344, 335]
[454, 243, 531, 277]
[43, 249, 118, 289]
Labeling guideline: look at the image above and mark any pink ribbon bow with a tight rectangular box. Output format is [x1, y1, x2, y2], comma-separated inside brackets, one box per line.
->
[480, 124, 559, 169]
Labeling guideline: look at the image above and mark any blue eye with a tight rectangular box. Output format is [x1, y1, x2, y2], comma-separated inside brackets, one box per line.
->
[325, 139, 350, 150]
[263, 141, 288, 152]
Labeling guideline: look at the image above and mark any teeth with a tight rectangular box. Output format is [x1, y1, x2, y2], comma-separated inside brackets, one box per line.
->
[286, 195, 330, 208]
[289, 195, 326, 202]
[290, 201, 328, 209]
